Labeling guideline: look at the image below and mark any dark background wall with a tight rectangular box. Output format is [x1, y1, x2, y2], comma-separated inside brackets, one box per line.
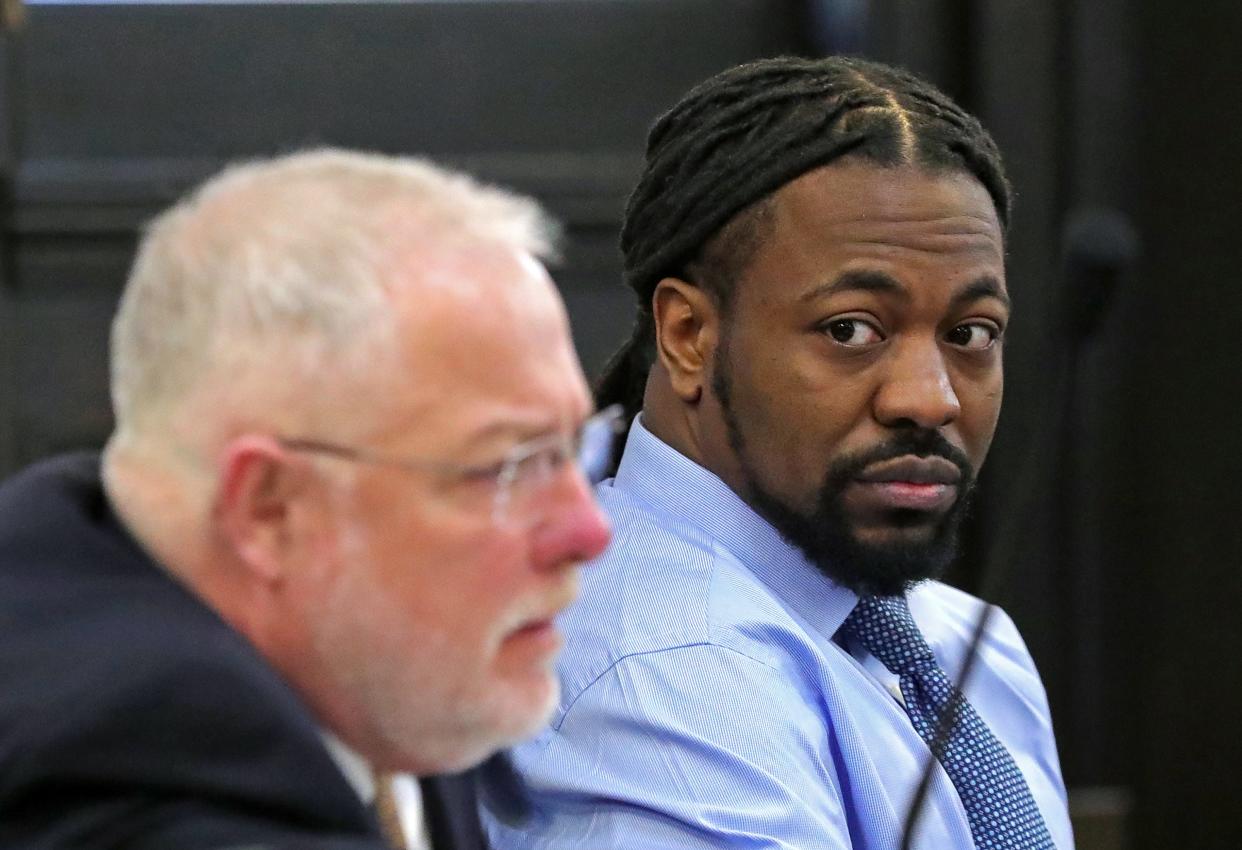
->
[0, 0, 815, 468]
[2, 1, 1239, 847]
[1120, 4, 1242, 846]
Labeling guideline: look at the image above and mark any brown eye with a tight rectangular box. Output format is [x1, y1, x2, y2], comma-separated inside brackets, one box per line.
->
[946, 323, 999, 350]
[824, 318, 883, 346]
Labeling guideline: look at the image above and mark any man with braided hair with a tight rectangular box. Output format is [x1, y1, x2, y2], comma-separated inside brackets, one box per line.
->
[481, 57, 1072, 849]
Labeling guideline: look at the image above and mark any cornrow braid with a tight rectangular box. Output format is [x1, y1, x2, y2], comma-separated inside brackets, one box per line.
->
[597, 55, 1011, 424]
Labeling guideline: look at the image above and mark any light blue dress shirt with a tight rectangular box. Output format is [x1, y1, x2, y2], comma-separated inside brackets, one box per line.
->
[483, 419, 1073, 849]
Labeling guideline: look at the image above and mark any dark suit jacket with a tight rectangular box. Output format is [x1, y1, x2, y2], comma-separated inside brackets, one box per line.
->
[0, 453, 488, 850]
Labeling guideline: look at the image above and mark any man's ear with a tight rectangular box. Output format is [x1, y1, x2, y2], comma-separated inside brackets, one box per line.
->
[652, 277, 719, 405]
[214, 435, 311, 584]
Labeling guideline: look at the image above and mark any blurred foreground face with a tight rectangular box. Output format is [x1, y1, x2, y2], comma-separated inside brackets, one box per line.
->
[300, 246, 611, 773]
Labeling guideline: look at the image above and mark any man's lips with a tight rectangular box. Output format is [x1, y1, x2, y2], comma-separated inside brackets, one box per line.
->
[849, 455, 961, 513]
[504, 581, 580, 654]
[510, 617, 558, 636]
[504, 616, 564, 657]
[855, 455, 962, 485]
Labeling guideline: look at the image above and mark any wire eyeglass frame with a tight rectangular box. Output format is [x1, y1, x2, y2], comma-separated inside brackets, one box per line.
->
[277, 404, 624, 524]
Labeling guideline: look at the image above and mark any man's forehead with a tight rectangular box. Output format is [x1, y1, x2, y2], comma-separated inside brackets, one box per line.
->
[390, 245, 563, 351]
[390, 242, 557, 313]
[373, 245, 587, 449]
[723, 162, 1007, 309]
[774, 162, 1003, 239]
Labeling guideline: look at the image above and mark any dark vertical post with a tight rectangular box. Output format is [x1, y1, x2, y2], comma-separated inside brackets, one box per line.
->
[1060, 0, 1137, 797]
[969, 0, 1069, 740]
[0, 12, 22, 476]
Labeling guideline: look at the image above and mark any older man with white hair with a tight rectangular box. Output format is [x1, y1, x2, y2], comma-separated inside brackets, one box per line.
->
[0, 150, 612, 850]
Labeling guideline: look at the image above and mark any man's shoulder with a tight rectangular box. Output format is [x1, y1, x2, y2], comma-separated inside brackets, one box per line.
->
[0, 451, 103, 547]
[0, 451, 261, 717]
[553, 482, 827, 717]
[558, 483, 721, 679]
[581, 478, 723, 631]
[0, 454, 372, 845]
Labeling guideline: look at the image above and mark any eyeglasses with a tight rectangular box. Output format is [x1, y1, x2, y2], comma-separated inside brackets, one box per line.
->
[278, 404, 625, 524]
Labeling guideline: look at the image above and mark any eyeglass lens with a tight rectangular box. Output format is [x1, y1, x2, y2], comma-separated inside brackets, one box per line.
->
[493, 406, 623, 523]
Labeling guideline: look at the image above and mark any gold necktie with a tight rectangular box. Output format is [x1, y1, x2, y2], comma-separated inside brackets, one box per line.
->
[372, 771, 409, 850]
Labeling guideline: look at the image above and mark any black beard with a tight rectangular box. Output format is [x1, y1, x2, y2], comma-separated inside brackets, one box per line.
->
[712, 347, 975, 597]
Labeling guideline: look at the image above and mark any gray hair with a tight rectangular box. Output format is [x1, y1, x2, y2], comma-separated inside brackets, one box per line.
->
[108, 148, 558, 446]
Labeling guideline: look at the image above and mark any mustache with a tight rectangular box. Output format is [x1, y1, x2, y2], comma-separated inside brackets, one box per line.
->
[826, 430, 974, 488]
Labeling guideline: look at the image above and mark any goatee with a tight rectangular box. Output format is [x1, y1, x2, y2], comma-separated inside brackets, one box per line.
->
[713, 354, 974, 597]
[742, 432, 976, 597]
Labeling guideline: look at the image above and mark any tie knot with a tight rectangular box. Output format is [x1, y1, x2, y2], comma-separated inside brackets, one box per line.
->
[841, 594, 937, 677]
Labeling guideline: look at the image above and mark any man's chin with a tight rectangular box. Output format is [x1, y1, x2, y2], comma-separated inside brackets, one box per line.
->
[850, 519, 944, 548]
[748, 492, 956, 597]
[493, 667, 561, 743]
[826, 526, 959, 597]
[409, 675, 559, 775]
[849, 524, 952, 575]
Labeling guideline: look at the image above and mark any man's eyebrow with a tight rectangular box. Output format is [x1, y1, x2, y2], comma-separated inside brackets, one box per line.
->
[797, 271, 1011, 310]
[798, 270, 907, 303]
[459, 409, 589, 452]
[950, 276, 1011, 310]
[461, 420, 555, 451]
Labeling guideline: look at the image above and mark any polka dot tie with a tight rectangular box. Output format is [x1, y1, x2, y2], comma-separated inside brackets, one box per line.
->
[842, 595, 1056, 850]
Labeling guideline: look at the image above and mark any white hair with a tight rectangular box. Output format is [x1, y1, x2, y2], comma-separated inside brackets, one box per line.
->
[108, 148, 558, 448]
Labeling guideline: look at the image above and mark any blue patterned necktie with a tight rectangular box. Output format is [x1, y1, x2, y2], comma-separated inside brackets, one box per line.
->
[842, 595, 1056, 850]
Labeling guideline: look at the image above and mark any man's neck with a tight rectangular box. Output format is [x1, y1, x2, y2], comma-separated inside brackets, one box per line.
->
[640, 400, 749, 509]
[639, 374, 710, 469]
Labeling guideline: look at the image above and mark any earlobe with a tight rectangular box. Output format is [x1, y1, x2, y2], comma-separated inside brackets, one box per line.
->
[214, 436, 303, 585]
[652, 277, 718, 404]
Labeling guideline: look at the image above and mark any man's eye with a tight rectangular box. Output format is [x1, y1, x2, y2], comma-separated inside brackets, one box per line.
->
[824, 318, 883, 347]
[511, 446, 569, 486]
[460, 461, 507, 484]
[946, 323, 1000, 350]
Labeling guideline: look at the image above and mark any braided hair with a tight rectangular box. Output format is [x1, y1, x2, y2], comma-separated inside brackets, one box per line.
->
[597, 55, 1011, 422]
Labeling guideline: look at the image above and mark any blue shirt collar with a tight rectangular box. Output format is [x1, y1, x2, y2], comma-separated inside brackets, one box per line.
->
[613, 415, 859, 641]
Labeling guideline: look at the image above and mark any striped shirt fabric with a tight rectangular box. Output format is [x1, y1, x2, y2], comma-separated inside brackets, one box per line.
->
[482, 418, 1073, 850]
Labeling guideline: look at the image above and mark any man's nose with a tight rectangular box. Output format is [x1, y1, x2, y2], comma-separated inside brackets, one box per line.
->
[531, 467, 611, 571]
[873, 339, 961, 430]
